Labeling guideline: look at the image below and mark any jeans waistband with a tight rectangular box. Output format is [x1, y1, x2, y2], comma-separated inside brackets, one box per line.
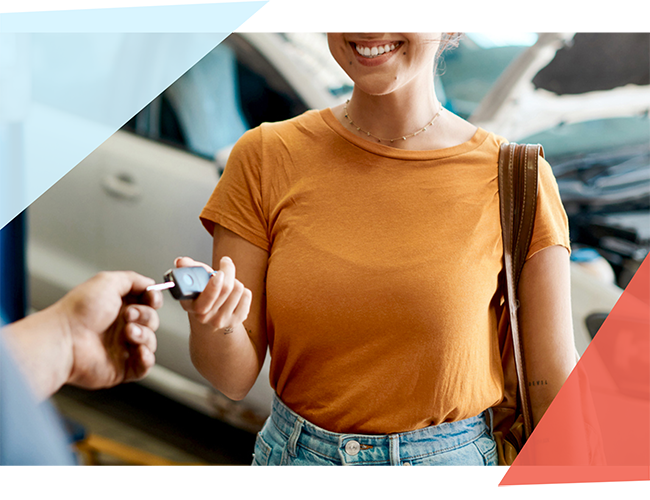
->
[269, 394, 491, 465]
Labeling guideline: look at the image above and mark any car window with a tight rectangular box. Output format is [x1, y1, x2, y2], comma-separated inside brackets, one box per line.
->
[164, 42, 249, 159]
[123, 34, 309, 160]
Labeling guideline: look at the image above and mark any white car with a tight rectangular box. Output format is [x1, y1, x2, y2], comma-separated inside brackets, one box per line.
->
[28, 32, 642, 432]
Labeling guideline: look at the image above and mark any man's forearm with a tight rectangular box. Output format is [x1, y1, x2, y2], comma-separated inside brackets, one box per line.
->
[1, 304, 73, 400]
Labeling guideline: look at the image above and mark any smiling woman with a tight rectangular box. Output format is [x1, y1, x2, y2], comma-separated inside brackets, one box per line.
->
[178, 32, 575, 466]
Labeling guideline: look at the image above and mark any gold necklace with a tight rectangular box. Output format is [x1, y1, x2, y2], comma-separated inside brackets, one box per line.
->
[343, 99, 443, 143]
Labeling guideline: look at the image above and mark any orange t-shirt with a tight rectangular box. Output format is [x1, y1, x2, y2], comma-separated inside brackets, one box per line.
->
[200, 108, 571, 434]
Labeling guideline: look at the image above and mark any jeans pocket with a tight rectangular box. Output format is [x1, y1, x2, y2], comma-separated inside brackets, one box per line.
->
[252, 431, 272, 466]
[285, 443, 338, 466]
[472, 433, 498, 466]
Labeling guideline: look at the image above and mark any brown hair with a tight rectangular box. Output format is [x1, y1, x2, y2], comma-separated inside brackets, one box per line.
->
[435, 32, 463, 73]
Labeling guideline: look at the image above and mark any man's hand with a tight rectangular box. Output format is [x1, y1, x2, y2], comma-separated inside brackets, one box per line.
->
[56, 271, 163, 390]
[2, 271, 163, 399]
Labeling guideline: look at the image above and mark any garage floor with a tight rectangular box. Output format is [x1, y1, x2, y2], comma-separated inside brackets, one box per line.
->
[52, 383, 257, 466]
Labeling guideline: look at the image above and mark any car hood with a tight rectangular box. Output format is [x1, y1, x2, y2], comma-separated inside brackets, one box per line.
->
[469, 32, 650, 140]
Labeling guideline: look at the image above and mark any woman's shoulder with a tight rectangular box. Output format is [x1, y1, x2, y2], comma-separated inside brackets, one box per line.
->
[228, 109, 326, 164]
[257, 109, 324, 135]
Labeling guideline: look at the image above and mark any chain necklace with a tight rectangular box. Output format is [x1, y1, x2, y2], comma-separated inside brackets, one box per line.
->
[343, 99, 443, 143]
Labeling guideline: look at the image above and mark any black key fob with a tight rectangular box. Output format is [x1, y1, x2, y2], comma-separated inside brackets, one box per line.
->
[163, 267, 212, 300]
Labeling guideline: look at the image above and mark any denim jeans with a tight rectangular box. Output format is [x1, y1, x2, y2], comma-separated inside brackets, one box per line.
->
[252, 394, 498, 466]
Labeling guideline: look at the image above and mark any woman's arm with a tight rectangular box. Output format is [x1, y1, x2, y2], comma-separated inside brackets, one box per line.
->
[518, 244, 576, 426]
[177, 225, 268, 401]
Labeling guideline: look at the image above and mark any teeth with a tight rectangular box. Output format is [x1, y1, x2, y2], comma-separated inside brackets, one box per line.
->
[355, 42, 398, 58]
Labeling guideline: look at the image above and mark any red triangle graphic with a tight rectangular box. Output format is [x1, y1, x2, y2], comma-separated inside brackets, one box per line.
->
[501, 255, 650, 485]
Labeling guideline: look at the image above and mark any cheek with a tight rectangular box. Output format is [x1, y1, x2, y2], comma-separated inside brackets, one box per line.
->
[331, 45, 352, 69]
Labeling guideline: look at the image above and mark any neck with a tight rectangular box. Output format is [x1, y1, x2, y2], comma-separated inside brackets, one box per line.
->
[345, 83, 441, 145]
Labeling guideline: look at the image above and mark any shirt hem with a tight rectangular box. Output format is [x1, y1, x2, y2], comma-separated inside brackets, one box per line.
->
[199, 210, 270, 253]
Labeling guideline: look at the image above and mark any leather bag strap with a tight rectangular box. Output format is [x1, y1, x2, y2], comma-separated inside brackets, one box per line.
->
[498, 142, 541, 440]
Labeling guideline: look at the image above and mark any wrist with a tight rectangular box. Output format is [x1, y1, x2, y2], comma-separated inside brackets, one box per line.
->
[2, 302, 76, 399]
[188, 314, 244, 337]
[49, 300, 77, 387]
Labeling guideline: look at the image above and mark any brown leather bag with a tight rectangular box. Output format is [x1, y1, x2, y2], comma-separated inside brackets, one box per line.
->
[492, 142, 540, 465]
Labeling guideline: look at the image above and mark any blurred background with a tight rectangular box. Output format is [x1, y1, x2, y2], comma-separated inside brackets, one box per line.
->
[1, 32, 648, 465]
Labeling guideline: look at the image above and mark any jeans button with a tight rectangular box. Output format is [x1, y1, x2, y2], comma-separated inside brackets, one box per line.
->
[344, 440, 360, 456]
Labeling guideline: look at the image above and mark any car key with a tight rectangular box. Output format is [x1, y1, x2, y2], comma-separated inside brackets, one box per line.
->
[146, 267, 218, 300]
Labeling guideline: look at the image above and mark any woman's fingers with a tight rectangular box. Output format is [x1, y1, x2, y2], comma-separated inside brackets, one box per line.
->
[216, 279, 245, 326]
[178, 255, 252, 328]
[212, 257, 236, 311]
[190, 271, 224, 317]
[232, 288, 253, 325]
[174, 256, 214, 273]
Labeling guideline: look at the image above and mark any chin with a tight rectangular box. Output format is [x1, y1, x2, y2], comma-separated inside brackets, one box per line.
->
[352, 78, 401, 97]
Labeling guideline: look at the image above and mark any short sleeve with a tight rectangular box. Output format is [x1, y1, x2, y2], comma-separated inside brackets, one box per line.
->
[526, 155, 572, 260]
[199, 126, 270, 252]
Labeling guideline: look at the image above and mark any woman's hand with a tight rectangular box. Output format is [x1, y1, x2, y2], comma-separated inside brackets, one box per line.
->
[174, 256, 252, 335]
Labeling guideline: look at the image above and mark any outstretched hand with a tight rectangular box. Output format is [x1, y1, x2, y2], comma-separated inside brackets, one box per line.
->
[55, 271, 163, 390]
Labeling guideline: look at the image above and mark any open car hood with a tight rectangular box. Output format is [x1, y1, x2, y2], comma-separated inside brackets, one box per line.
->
[470, 32, 650, 140]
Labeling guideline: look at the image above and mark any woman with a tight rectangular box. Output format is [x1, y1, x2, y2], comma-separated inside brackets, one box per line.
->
[176, 33, 576, 466]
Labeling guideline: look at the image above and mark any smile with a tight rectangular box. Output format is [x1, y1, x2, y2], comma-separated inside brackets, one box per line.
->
[353, 41, 402, 59]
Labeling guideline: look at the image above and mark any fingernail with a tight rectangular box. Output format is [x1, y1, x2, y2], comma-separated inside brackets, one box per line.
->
[222, 256, 232, 263]
[127, 308, 140, 321]
[130, 324, 142, 338]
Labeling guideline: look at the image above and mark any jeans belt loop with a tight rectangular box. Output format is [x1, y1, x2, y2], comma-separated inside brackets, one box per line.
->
[487, 408, 495, 438]
[287, 416, 304, 458]
[389, 434, 400, 466]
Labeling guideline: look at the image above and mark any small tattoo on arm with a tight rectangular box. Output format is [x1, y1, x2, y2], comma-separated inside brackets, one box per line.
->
[223, 327, 234, 335]
[528, 380, 548, 387]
